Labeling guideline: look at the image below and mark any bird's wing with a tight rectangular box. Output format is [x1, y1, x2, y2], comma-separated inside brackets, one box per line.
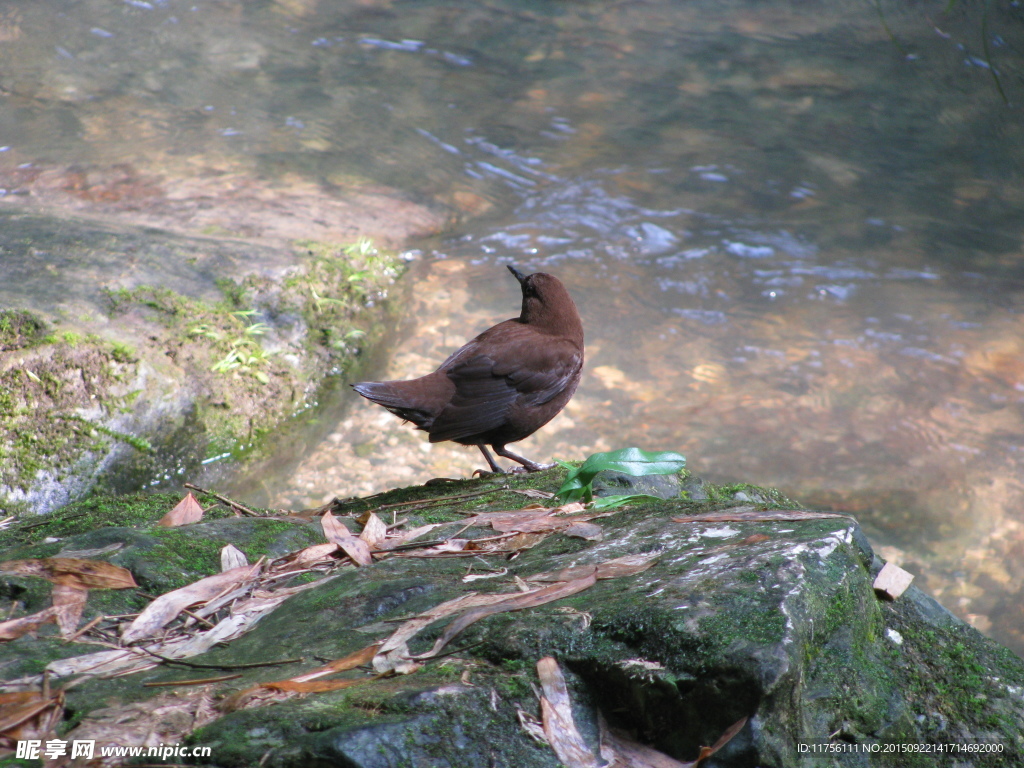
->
[492, 337, 582, 406]
[427, 352, 518, 442]
[427, 333, 582, 443]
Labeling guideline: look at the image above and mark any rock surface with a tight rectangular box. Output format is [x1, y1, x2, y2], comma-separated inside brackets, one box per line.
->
[0, 209, 411, 514]
[0, 472, 1021, 767]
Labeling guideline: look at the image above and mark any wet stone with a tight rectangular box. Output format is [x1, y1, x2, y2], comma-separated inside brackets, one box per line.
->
[590, 469, 681, 500]
[1, 480, 1020, 767]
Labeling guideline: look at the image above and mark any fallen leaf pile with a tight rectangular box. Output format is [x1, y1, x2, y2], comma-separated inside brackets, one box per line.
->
[0, 483, 776, 763]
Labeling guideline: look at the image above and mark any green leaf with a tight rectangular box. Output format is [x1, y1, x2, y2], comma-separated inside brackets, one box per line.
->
[554, 448, 686, 504]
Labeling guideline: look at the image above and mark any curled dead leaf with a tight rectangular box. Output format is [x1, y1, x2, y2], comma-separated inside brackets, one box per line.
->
[220, 544, 248, 571]
[358, 512, 388, 550]
[413, 572, 598, 661]
[322, 512, 373, 566]
[52, 583, 87, 639]
[157, 492, 204, 527]
[0, 607, 59, 642]
[537, 656, 600, 768]
[0, 558, 137, 590]
[0, 688, 65, 747]
[121, 564, 260, 644]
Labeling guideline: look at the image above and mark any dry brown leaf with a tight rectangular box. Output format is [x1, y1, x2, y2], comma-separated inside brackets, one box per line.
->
[0, 689, 65, 747]
[60, 687, 218, 759]
[495, 532, 549, 552]
[221, 643, 384, 711]
[220, 544, 248, 571]
[672, 507, 852, 524]
[359, 512, 388, 550]
[121, 564, 260, 644]
[373, 592, 514, 673]
[267, 675, 382, 694]
[271, 542, 340, 573]
[0, 607, 59, 641]
[490, 515, 573, 534]
[413, 571, 598, 660]
[0, 558, 137, 590]
[490, 509, 610, 535]
[465, 502, 586, 530]
[377, 523, 443, 551]
[466, 507, 554, 528]
[695, 716, 748, 764]
[219, 684, 288, 713]
[320, 510, 353, 540]
[52, 583, 87, 639]
[537, 656, 601, 768]
[157, 492, 204, 527]
[322, 512, 373, 566]
[563, 522, 604, 540]
[289, 643, 382, 683]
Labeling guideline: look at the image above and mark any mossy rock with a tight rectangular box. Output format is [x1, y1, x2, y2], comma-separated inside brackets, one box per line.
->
[1, 475, 1021, 767]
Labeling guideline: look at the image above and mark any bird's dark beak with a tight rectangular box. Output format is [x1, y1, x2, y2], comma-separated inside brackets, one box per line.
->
[507, 265, 527, 285]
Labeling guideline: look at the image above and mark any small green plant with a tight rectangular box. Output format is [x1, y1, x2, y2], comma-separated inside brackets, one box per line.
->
[554, 447, 686, 509]
[211, 343, 271, 383]
[310, 287, 347, 313]
[190, 313, 273, 383]
[343, 236, 377, 259]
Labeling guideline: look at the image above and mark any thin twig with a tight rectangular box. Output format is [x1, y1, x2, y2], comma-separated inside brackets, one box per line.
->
[64, 615, 104, 643]
[136, 645, 305, 671]
[427, 639, 488, 662]
[184, 482, 261, 517]
[16, 513, 86, 532]
[376, 486, 509, 512]
[380, 539, 449, 553]
[143, 673, 243, 687]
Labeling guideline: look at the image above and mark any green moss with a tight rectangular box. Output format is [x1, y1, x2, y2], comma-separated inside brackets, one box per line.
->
[0, 309, 47, 351]
[0, 491, 228, 550]
[108, 340, 136, 363]
[145, 532, 224, 582]
[699, 606, 787, 648]
[0, 340, 160, 494]
[701, 482, 800, 508]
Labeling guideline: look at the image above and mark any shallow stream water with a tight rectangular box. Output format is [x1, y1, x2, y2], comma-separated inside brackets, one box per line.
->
[3, 0, 1024, 655]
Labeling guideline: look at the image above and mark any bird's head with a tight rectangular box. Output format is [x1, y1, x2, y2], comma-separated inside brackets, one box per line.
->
[507, 265, 583, 342]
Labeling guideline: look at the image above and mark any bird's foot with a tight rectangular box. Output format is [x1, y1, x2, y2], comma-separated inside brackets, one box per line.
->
[479, 446, 556, 474]
[522, 461, 556, 472]
[473, 466, 526, 476]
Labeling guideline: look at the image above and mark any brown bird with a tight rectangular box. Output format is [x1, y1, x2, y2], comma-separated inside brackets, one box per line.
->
[352, 265, 584, 473]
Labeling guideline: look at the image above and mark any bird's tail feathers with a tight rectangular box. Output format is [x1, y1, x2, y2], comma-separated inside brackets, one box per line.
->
[352, 381, 435, 429]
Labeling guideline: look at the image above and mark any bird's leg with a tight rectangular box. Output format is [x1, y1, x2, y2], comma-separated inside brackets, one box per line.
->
[493, 445, 555, 473]
[476, 445, 504, 474]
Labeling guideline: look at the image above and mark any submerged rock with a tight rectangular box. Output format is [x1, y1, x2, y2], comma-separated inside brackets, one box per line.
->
[0, 473, 1020, 766]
